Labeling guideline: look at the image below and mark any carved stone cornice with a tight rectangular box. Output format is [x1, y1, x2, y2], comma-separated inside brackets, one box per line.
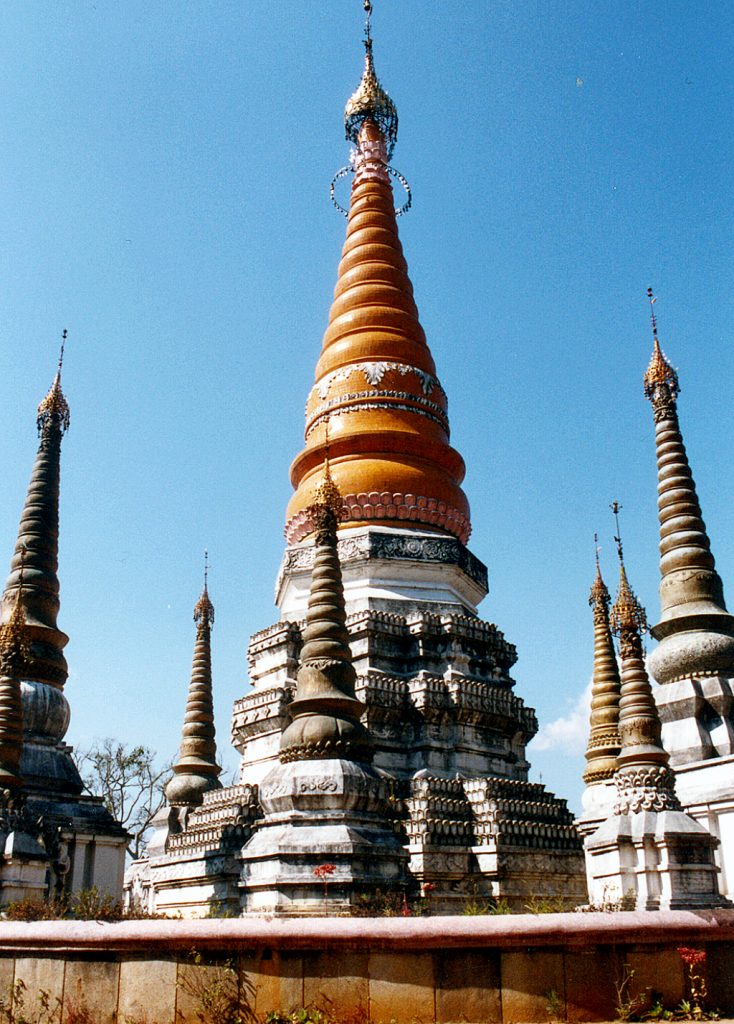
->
[278, 530, 488, 593]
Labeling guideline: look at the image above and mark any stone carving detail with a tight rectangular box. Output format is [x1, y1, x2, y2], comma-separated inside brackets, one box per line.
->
[285, 505, 472, 556]
[313, 361, 444, 400]
[299, 778, 338, 793]
[166, 784, 261, 855]
[614, 765, 681, 815]
[279, 530, 487, 590]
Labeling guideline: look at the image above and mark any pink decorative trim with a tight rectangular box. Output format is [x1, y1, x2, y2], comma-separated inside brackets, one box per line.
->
[285, 491, 471, 546]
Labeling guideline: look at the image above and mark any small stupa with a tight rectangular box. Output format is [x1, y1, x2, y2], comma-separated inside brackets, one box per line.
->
[577, 536, 621, 839]
[0, 334, 127, 897]
[642, 290, 734, 898]
[240, 458, 407, 914]
[585, 506, 726, 909]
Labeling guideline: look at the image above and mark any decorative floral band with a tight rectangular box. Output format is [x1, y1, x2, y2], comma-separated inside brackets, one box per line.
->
[286, 491, 471, 545]
[306, 394, 449, 437]
[311, 361, 445, 401]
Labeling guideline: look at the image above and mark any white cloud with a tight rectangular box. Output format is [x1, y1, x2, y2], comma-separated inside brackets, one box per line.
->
[530, 678, 593, 754]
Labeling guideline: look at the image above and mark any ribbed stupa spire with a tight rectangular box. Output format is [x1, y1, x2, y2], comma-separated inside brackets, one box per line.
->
[285, 5, 470, 546]
[583, 538, 621, 785]
[609, 506, 679, 812]
[643, 290, 734, 684]
[166, 556, 222, 807]
[281, 465, 373, 763]
[0, 556, 29, 791]
[1, 334, 70, 689]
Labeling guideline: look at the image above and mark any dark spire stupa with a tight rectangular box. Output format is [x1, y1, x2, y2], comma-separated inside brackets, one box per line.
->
[643, 290, 734, 685]
[0, 333, 81, 795]
[583, 536, 621, 786]
[608, 506, 675, 797]
[280, 461, 373, 765]
[166, 556, 222, 807]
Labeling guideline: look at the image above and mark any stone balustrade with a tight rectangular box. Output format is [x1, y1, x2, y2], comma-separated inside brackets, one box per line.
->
[2, 912, 734, 1023]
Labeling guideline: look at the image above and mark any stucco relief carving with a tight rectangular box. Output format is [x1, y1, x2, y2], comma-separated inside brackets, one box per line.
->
[313, 361, 444, 400]
[614, 765, 681, 814]
[299, 778, 338, 793]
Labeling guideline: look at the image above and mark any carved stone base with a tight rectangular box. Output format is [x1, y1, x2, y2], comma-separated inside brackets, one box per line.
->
[585, 808, 728, 910]
[240, 759, 408, 915]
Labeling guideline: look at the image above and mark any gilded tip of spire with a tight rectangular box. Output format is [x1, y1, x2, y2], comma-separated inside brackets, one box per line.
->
[608, 505, 647, 637]
[313, 459, 343, 515]
[194, 556, 214, 628]
[37, 331, 71, 436]
[610, 560, 648, 638]
[643, 290, 679, 402]
[589, 533, 610, 609]
[344, 0, 398, 159]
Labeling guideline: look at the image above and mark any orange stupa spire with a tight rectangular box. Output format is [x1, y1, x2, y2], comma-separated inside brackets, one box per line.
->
[285, 9, 470, 547]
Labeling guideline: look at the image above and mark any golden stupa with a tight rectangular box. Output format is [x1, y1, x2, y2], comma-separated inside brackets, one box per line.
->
[285, 42, 470, 547]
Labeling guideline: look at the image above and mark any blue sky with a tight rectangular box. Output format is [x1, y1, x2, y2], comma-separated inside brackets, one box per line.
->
[0, 2, 732, 812]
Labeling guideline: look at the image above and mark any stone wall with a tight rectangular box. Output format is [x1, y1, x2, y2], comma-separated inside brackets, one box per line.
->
[1, 912, 734, 1023]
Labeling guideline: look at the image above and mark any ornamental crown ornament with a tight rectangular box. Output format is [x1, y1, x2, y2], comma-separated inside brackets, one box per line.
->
[312, 460, 342, 515]
[37, 330, 70, 436]
[589, 534, 610, 611]
[193, 552, 214, 627]
[643, 289, 679, 402]
[608, 504, 648, 639]
[344, 1, 398, 159]
[610, 563, 648, 639]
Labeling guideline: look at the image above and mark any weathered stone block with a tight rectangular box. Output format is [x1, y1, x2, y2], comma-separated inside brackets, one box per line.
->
[0, 958, 14, 1009]
[564, 947, 617, 1022]
[244, 951, 304, 1017]
[118, 958, 177, 1024]
[176, 960, 240, 1024]
[500, 950, 565, 1023]
[705, 943, 734, 1013]
[14, 958, 64, 1018]
[368, 952, 435, 1023]
[625, 948, 684, 1010]
[436, 949, 501, 1023]
[63, 960, 119, 1024]
[302, 951, 369, 1018]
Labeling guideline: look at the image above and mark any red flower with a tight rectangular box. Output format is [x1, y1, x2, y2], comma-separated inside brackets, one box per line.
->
[313, 863, 336, 880]
[678, 947, 707, 967]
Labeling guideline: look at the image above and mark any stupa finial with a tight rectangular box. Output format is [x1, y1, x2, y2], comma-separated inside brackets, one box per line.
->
[194, 550, 214, 628]
[643, 289, 679, 403]
[345, 0, 398, 159]
[609, 502, 648, 641]
[37, 329, 70, 437]
[589, 532, 610, 610]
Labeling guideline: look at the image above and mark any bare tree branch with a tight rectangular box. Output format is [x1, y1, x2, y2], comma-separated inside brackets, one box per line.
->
[72, 739, 172, 859]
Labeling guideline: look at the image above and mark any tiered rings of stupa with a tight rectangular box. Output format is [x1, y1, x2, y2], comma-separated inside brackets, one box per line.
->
[286, 117, 471, 546]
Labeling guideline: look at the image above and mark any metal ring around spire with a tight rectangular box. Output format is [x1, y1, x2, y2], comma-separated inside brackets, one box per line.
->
[388, 165, 412, 217]
[330, 166, 353, 217]
[329, 165, 412, 218]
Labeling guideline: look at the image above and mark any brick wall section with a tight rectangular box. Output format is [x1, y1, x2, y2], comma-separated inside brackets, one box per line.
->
[0, 912, 733, 1023]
